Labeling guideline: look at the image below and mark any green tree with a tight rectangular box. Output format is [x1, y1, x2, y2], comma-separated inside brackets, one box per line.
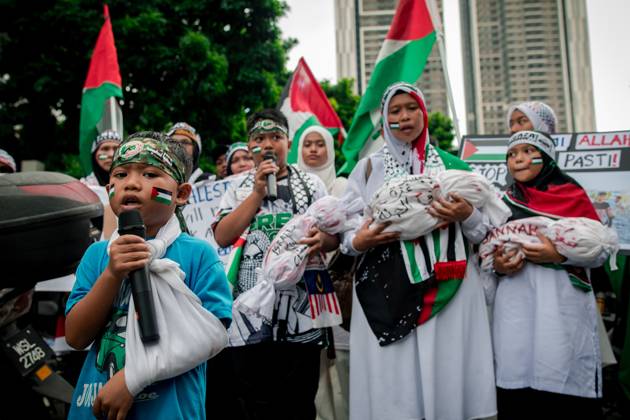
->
[320, 78, 359, 131]
[320, 78, 359, 170]
[428, 111, 456, 154]
[0, 0, 291, 175]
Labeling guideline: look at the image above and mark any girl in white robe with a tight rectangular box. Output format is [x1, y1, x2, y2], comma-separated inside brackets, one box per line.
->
[491, 131, 607, 419]
[297, 125, 348, 199]
[341, 82, 497, 420]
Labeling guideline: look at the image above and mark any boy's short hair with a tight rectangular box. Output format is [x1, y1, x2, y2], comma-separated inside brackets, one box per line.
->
[113, 131, 192, 183]
[246, 109, 289, 135]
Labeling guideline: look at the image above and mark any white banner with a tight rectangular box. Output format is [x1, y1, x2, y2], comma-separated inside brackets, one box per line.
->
[182, 178, 234, 265]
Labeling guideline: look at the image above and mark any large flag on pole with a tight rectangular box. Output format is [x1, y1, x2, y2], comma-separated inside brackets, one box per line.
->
[79, 5, 123, 176]
[339, 0, 436, 174]
[279, 57, 345, 164]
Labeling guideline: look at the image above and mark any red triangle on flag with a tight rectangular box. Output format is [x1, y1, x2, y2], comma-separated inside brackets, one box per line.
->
[461, 140, 478, 160]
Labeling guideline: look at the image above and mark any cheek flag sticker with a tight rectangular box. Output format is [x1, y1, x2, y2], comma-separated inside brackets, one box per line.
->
[151, 187, 173, 205]
[108, 186, 115, 200]
[531, 158, 544, 165]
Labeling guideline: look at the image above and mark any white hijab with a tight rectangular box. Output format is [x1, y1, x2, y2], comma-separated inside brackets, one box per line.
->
[506, 101, 557, 134]
[297, 125, 347, 197]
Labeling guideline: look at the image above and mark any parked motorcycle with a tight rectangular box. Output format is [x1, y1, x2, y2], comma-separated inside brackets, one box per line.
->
[0, 172, 102, 418]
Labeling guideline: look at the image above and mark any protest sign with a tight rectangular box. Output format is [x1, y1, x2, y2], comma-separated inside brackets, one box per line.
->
[459, 130, 630, 250]
[182, 178, 234, 264]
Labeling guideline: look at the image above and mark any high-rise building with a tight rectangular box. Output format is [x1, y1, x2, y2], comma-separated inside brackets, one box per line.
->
[335, 0, 448, 114]
[460, 0, 596, 134]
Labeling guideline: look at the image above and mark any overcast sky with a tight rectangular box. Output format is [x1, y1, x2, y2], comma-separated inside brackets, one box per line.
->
[279, 0, 630, 135]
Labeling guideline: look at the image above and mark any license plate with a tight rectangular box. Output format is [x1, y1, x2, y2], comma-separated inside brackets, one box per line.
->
[2, 327, 54, 377]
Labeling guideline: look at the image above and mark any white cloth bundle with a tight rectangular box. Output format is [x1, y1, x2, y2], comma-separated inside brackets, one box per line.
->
[113, 216, 228, 396]
[233, 196, 351, 321]
[367, 174, 441, 240]
[480, 216, 619, 272]
[545, 217, 619, 270]
[479, 217, 552, 272]
[436, 169, 511, 227]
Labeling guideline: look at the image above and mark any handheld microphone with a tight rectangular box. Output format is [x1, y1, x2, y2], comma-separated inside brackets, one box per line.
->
[118, 210, 160, 343]
[263, 151, 278, 201]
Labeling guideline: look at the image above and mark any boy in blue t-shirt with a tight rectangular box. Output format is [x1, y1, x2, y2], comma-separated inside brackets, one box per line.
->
[65, 132, 232, 419]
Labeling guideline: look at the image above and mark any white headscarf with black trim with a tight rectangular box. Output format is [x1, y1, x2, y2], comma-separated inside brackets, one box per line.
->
[380, 82, 430, 175]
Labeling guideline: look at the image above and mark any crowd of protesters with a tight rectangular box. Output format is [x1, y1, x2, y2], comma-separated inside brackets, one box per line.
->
[1, 82, 623, 420]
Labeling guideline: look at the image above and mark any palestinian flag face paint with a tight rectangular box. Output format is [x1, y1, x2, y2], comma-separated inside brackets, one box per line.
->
[151, 187, 172, 205]
[108, 186, 115, 200]
[531, 157, 544, 165]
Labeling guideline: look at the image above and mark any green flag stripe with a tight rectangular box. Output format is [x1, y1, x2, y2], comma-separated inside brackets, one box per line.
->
[79, 82, 123, 175]
[464, 154, 506, 161]
[436, 147, 471, 171]
[568, 274, 593, 292]
[432, 229, 441, 261]
[404, 240, 422, 282]
[227, 246, 243, 286]
[430, 279, 461, 316]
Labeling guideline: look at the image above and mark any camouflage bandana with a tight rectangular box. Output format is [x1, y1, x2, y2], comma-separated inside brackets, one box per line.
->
[247, 119, 288, 139]
[111, 137, 186, 184]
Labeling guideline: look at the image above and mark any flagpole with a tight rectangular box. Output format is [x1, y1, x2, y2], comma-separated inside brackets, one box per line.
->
[427, 0, 462, 148]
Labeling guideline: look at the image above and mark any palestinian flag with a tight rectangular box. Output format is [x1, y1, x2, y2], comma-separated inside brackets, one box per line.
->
[278, 57, 345, 164]
[79, 5, 123, 175]
[339, 0, 437, 174]
[460, 137, 509, 162]
[151, 187, 172, 205]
